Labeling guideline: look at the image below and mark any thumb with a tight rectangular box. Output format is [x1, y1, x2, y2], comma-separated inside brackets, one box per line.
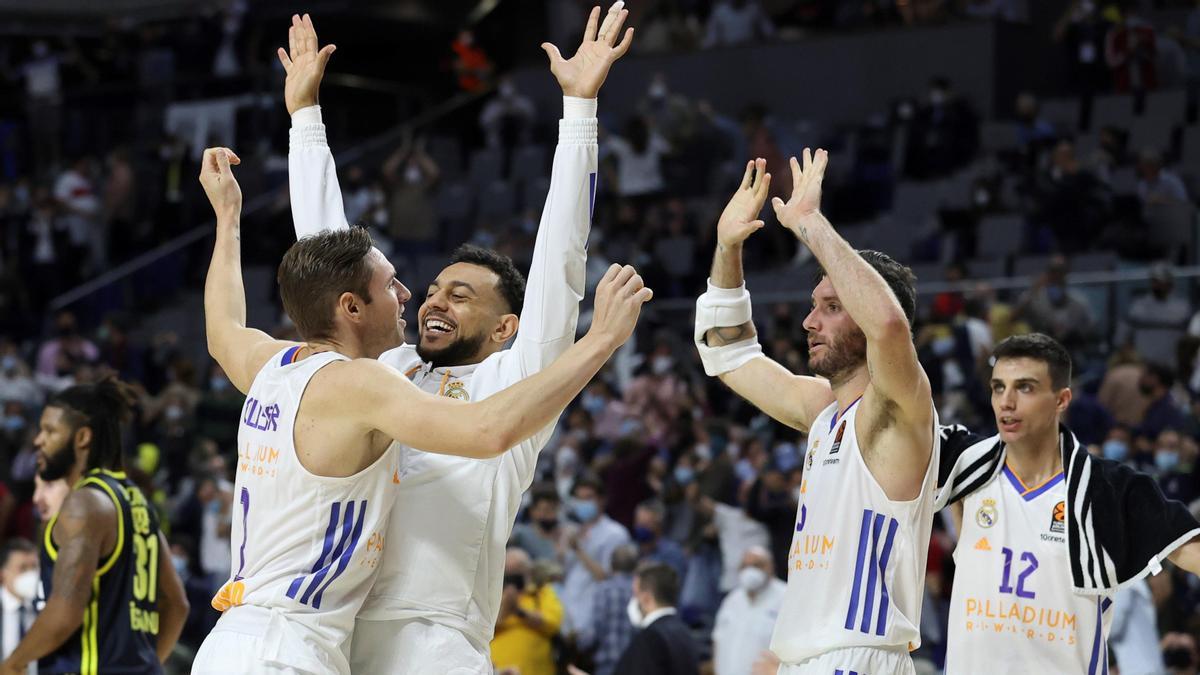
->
[216, 149, 232, 176]
[317, 44, 336, 67]
[541, 42, 563, 65]
[749, 219, 765, 230]
[771, 197, 785, 214]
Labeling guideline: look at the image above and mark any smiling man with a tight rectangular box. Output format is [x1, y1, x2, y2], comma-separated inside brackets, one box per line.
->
[277, 7, 633, 672]
[937, 333, 1200, 673]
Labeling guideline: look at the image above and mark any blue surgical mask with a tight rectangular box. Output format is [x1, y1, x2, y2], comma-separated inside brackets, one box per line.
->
[1046, 285, 1066, 304]
[1102, 440, 1128, 462]
[581, 393, 606, 415]
[674, 466, 694, 485]
[632, 526, 656, 544]
[571, 499, 599, 523]
[1, 356, 16, 373]
[210, 376, 230, 393]
[1156, 450, 1180, 473]
[4, 415, 25, 433]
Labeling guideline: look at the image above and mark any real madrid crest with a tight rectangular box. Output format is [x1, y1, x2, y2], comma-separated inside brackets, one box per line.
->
[975, 498, 998, 529]
[806, 448, 815, 471]
[445, 381, 470, 400]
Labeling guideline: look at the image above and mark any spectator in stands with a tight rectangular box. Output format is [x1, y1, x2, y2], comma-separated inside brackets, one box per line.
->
[1013, 256, 1096, 353]
[1152, 428, 1199, 504]
[573, 562, 697, 675]
[35, 311, 98, 379]
[1013, 91, 1056, 155]
[492, 547, 563, 675]
[1161, 631, 1200, 674]
[102, 147, 138, 259]
[605, 115, 671, 205]
[0, 350, 41, 410]
[1033, 139, 1112, 252]
[511, 484, 563, 562]
[480, 77, 537, 150]
[452, 29, 492, 92]
[635, 4, 702, 54]
[1135, 363, 1187, 445]
[1136, 149, 1190, 206]
[638, 74, 699, 148]
[904, 77, 979, 179]
[383, 134, 440, 254]
[32, 474, 69, 522]
[1112, 579, 1165, 674]
[1106, 7, 1159, 94]
[19, 40, 63, 174]
[0, 538, 38, 665]
[1122, 264, 1192, 366]
[711, 545, 786, 675]
[560, 476, 631, 648]
[590, 544, 638, 675]
[702, 0, 775, 49]
[632, 499, 687, 577]
[53, 156, 101, 274]
[1100, 347, 1153, 429]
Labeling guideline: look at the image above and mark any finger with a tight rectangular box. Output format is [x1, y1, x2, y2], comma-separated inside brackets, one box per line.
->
[634, 287, 654, 303]
[303, 14, 318, 55]
[597, 2, 624, 43]
[739, 161, 753, 191]
[583, 5, 601, 42]
[291, 15, 304, 55]
[612, 27, 635, 58]
[753, 157, 766, 186]
[606, 8, 629, 47]
[815, 148, 829, 176]
[200, 148, 216, 175]
[790, 156, 801, 190]
[225, 149, 242, 165]
[276, 47, 293, 72]
[317, 43, 337, 68]
[288, 24, 298, 59]
[771, 196, 785, 215]
[599, 262, 621, 287]
[613, 264, 637, 288]
[216, 149, 232, 175]
[756, 173, 773, 201]
[622, 273, 645, 295]
[803, 147, 812, 172]
[540, 42, 563, 66]
[748, 219, 765, 230]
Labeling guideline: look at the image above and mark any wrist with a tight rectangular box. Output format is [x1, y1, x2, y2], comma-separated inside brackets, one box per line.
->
[563, 95, 597, 119]
[290, 104, 322, 126]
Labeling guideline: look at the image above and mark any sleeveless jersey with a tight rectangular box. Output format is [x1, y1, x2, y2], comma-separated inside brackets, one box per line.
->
[39, 469, 163, 675]
[210, 346, 401, 669]
[946, 464, 1114, 674]
[769, 398, 940, 663]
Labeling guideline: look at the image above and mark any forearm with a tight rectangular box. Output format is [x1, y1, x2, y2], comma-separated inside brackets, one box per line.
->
[289, 105, 350, 237]
[5, 600, 84, 669]
[710, 242, 745, 289]
[156, 601, 186, 662]
[1168, 538, 1200, 575]
[204, 217, 247, 360]
[797, 213, 907, 339]
[578, 548, 608, 581]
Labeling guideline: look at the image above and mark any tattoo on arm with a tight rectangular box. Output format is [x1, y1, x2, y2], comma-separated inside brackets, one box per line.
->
[704, 321, 756, 347]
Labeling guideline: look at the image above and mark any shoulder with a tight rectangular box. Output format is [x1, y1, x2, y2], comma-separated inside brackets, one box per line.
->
[57, 486, 117, 532]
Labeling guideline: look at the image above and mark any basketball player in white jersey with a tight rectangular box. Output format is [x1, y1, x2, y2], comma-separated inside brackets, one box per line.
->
[277, 8, 633, 673]
[694, 151, 938, 674]
[943, 333, 1200, 674]
[190, 146, 651, 674]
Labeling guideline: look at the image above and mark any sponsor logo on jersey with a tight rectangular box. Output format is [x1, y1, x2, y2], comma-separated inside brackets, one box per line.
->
[1050, 500, 1065, 533]
[974, 537, 992, 551]
[976, 498, 998, 529]
[829, 421, 846, 455]
[445, 382, 469, 400]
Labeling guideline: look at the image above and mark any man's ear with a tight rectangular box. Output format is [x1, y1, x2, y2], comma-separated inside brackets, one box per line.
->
[493, 314, 519, 344]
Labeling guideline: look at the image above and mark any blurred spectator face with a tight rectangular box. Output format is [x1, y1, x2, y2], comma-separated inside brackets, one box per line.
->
[1155, 429, 1183, 473]
[54, 312, 79, 339]
[647, 73, 668, 101]
[1015, 92, 1037, 121]
[33, 474, 70, 521]
[1162, 632, 1199, 672]
[169, 543, 190, 581]
[633, 505, 663, 545]
[1051, 141, 1078, 175]
[528, 494, 561, 533]
[738, 547, 773, 593]
[1150, 265, 1174, 299]
[196, 477, 217, 504]
[416, 262, 513, 368]
[33, 405, 80, 482]
[1137, 151, 1162, 180]
[0, 546, 38, 602]
[990, 357, 1070, 446]
[503, 548, 530, 591]
[803, 277, 868, 384]
[1102, 427, 1131, 462]
[569, 484, 603, 524]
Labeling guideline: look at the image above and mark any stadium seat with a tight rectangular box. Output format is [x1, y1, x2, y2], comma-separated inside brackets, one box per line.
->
[1091, 94, 1135, 131]
[1145, 89, 1188, 123]
[467, 147, 504, 190]
[980, 121, 1019, 153]
[427, 136, 463, 180]
[1130, 116, 1173, 154]
[1013, 255, 1054, 278]
[965, 258, 1007, 279]
[1041, 98, 1080, 132]
[477, 180, 517, 219]
[435, 181, 475, 222]
[1182, 126, 1200, 163]
[1070, 252, 1118, 273]
[976, 214, 1024, 259]
[509, 145, 548, 183]
[1109, 167, 1138, 195]
[521, 175, 551, 213]
[1144, 202, 1196, 251]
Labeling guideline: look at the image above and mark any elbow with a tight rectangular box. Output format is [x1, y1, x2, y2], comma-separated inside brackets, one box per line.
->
[872, 314, 912, 343]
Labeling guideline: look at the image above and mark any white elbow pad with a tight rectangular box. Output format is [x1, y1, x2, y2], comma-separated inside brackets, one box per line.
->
[693, 279, 754, 344]
[696, 337, 764, 377]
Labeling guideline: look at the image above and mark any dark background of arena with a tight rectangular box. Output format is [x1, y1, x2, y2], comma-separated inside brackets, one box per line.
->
[2, 0, 1200, 672]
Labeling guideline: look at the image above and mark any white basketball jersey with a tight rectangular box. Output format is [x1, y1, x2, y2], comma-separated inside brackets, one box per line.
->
[769, 398, 940, 664]
[211, 346, 401, 670]
[946, 464, 1114, 675]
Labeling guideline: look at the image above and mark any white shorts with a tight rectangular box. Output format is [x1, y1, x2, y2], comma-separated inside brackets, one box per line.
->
[778, 646, 915, 675]
[349, 617, 492, 675]
[192, 606, 349, 675]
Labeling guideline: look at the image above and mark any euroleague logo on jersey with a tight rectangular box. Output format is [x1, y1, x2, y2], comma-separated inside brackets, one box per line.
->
[975, 498, 998, 529]
[1050, 500, 1066, 533]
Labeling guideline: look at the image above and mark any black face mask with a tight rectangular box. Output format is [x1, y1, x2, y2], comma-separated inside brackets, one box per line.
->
[503, 574, 526, 592]
[1163, 647, 1195, 668]
[536, 518, 558, 532]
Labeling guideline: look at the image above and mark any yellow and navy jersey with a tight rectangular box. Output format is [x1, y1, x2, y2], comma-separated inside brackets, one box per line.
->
[39, 469, 163, 675]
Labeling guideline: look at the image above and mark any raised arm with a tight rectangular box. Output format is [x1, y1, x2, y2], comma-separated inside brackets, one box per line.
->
[513, 0, 634, 374]
[200, 147, 298, 392]
[695, 158, 834, 431]
[771, 150, 933, 455]
[337, 264, 653, 458]
[1, 491, 113, 673]
[280, 13, 349, 238]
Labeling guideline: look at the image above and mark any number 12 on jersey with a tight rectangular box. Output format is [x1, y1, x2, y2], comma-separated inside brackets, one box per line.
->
[998, 547, 1038, 599]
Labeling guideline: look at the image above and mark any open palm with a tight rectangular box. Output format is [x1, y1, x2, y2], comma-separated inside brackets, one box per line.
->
[541, 2, 634, 99]
[717, 158, 772, 248]
[278, 14, 336, 115]
[771, 148, 828, 237]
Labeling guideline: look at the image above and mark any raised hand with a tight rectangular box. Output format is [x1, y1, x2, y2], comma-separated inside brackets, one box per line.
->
[541, 2, 634, 99]
[199, 147, 243, 221]
[771, 148, 828, 242]
[717, 158, 772, 249]
[588, 263, 653, 349]
[277, 13, 337, 116]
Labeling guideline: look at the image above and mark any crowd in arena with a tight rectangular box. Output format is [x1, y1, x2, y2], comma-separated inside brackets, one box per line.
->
[6, 1, 1200, 674]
